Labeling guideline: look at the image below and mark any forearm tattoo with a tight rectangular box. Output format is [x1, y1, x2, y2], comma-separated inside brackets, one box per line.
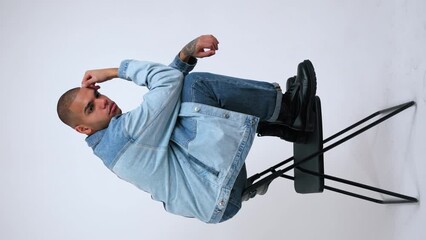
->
[182, 39, 197, 57]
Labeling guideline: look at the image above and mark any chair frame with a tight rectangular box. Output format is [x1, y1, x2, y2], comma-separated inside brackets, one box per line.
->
[242, 99, 418, 204]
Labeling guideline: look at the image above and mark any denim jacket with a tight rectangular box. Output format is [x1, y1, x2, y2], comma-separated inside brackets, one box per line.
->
[86, 56, 259, 223]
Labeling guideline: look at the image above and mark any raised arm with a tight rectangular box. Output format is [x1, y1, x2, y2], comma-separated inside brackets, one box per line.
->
[169, 34, 219, 75]
[81, 68, 118, 89]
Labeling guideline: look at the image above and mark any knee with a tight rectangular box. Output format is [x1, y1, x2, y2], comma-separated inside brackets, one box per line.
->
[182, 73, 201, 102]
[184, 72, 211, 89]
[184, 72, 199, 87]
[183, 73, 198, 90]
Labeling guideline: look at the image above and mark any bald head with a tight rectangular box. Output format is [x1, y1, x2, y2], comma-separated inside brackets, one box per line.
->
[57, 87, 80, 128]
[57, 87, 122, 135]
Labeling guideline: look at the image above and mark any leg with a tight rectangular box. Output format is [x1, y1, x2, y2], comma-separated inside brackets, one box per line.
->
[182, 72, 282, 122]
[257, 76, 308, 142]
[219, 164, 247, 222]
[182, 60, 317, 133]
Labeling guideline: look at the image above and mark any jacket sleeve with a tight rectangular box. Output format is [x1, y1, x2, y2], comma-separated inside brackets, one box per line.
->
[168, 54, 197, 76]
[118, 60, 183, 146]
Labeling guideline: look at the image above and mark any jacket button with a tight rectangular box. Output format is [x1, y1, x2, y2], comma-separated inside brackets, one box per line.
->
[224, 113, 230, 119]
[194, 106, 200, 112]
[218, 200, 225, 207]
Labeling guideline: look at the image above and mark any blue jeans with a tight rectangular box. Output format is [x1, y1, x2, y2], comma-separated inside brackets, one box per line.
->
[181, 72, 282, 222]
[181, 72, 282, 122]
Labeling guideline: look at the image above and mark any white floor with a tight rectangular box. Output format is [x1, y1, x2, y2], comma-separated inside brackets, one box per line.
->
[1, 1, 425, 239]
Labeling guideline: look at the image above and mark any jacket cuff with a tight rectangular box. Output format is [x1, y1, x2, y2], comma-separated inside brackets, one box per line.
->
[118, 60, 132, 80]
[169, 54, 197, 76]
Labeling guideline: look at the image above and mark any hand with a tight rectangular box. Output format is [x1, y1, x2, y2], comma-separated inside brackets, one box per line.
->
[81, 68, 118, 89]
[179, 34, 219, 62]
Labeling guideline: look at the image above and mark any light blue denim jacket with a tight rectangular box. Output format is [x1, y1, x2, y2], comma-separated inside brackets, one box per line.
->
[86, 56, 259, 223]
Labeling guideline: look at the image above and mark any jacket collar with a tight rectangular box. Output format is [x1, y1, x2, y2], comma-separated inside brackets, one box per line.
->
[86, 129, 106, 149]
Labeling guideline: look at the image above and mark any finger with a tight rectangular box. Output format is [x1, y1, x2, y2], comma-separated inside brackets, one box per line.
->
[208, 39, 219, 50]
[82, 78, 96, 88]
[81, 79, 91, 87]
[211, 42, 218, 50]
[197, 49, 216, 58]
[82, 74, 98, 87]
[82, 72, 93, 81]
[207, 49, 216, 56]
[209, 35, 219, 50]
[87, 84, 100, 90]
[198, 36, 218, 49]
[81, 73, 92, 87]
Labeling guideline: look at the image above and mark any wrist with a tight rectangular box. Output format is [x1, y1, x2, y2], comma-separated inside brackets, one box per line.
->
[179, 51, 191, 63]
[107, 68, 119, 79]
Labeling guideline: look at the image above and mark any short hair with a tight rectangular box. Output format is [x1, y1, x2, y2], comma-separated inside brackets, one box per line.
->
[57, 87, 80, 128]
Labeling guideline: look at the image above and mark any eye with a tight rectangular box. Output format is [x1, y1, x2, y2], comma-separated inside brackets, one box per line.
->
[88, 103, 94, 114]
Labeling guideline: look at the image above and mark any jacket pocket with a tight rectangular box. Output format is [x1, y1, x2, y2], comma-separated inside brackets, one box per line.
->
[187, 154, 220, 178]
[171, 117, 197, 149]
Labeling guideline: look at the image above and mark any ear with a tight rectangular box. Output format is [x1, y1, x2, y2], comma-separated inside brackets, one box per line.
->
[74, 125, 94, 135]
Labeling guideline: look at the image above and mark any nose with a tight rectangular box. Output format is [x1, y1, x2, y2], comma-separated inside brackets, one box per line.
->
[96, 98, 108, 109]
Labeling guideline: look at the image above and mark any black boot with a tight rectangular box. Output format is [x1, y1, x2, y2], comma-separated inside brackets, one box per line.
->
[257, 121, 307, 143]
[277, 60, 317, 132]
[257, 75, 306, 143]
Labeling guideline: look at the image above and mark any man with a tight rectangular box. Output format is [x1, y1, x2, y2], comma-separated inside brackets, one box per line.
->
[57, 35, 317, 223]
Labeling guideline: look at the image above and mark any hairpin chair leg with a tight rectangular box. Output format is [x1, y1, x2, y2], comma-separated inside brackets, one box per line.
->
[243, 100, 418, 203]
[294, 168, 418, 204]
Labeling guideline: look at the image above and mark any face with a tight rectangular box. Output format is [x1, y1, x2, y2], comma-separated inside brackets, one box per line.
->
[69, 88, 122, 135]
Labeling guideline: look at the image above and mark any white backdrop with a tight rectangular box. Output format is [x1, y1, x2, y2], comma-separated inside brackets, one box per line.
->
[1, 0, 425, 239]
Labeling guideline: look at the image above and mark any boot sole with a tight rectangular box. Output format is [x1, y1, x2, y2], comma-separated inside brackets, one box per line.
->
[302, 59, 317, 132]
